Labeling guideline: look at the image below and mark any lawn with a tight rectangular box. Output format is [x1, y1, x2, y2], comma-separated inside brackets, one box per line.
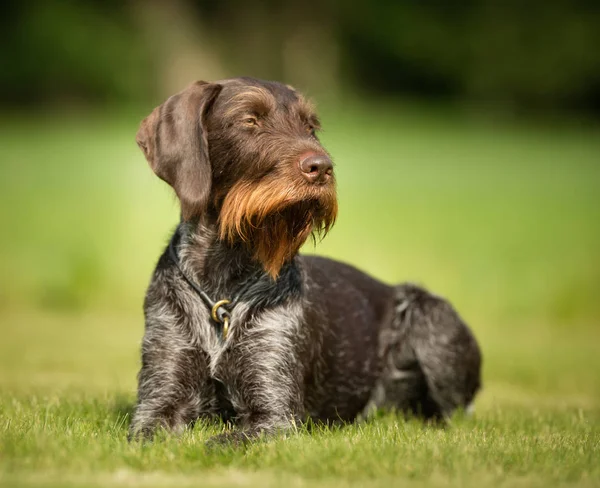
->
[1, 101, 599, 487]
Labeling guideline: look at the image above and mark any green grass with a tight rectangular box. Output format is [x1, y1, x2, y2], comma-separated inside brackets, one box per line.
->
[1, 102, 599, 487]
[2, 396, 598, 488]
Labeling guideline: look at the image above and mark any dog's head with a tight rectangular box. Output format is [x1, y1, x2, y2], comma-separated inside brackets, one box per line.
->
[137, 77, 338, 277]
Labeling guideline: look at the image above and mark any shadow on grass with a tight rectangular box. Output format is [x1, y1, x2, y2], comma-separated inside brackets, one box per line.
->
[105, 394, 460, 446]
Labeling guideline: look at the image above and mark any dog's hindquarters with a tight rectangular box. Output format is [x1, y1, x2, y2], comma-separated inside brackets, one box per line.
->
[368, 284, 482, 420]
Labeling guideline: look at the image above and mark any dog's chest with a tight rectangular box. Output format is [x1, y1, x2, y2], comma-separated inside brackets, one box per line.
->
[186, 303, 240, 378]
[187, 298, 306, 414]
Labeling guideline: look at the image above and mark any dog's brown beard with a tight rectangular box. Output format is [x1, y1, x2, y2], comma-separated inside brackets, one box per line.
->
[219, 178, 338, 278]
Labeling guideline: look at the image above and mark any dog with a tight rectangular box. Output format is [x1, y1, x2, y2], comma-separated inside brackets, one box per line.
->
[130, 77, 482, 444]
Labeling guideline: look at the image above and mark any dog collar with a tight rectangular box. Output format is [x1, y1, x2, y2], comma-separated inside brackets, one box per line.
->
[168, 231, 232, 338]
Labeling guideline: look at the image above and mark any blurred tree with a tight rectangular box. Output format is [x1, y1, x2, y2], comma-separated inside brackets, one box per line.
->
[338, 0, 600, 114]
[0, 0, 154, 106]
[189, 0, 341, 98]
[1, 0, 599, 116]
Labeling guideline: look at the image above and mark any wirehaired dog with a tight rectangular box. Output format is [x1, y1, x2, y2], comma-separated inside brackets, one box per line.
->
[130, 77, 481, 444]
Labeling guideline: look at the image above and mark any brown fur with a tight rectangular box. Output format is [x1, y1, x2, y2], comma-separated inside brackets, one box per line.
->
[136, 78, 336, 277]
[219, 171, 337, 277]
[223, 86, 276, 119]
[136, 78, 335, 277]
[208, 80, 335, 276]
[137, 81, 223, 220]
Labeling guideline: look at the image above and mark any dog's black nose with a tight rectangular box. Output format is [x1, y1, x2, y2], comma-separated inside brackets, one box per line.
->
[299, 153, 333, 184]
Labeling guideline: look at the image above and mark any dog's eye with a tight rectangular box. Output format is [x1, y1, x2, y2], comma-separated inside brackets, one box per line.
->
[306, 125, 316, 137]
[243, 117, 258, 126]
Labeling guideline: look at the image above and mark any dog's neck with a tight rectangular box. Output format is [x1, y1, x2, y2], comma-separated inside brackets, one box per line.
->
[176, 218, 298, 302]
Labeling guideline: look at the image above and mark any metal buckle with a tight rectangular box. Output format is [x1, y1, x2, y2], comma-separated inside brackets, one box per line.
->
[211, 299, 231, 339]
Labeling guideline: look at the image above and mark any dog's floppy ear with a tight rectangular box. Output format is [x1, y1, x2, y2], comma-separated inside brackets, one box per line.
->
[136, 81, 222, 220]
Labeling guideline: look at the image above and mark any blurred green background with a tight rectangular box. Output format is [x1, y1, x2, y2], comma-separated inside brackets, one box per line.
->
[1, 0, 599, 403]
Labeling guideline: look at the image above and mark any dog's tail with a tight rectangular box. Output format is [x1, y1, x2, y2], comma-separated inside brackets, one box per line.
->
[392, 283, 482, 419]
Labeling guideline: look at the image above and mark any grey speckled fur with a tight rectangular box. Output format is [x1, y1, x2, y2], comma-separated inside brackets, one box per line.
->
[129, 78, 482, 444]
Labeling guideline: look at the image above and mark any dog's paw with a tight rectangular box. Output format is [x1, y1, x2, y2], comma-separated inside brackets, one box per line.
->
[128, 426, 155, 443]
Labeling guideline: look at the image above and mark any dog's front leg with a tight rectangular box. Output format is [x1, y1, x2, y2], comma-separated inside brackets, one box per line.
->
[129, 313, 215, 440]
[208, 305, 305, 447]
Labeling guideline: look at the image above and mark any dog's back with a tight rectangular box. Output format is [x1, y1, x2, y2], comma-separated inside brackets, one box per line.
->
[300, 255, 482, 421]
[300, 255, 395, 421]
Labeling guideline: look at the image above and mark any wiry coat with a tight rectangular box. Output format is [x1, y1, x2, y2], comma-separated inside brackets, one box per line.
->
[129, 78, 481, 443]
